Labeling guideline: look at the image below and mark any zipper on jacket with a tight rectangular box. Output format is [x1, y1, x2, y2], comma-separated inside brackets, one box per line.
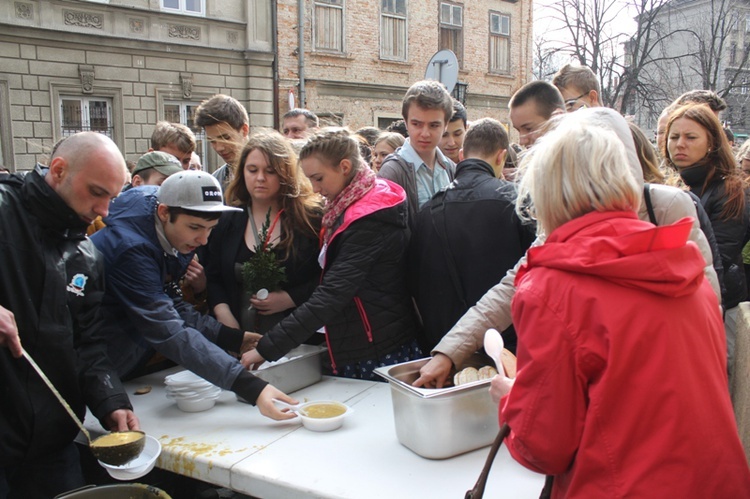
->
[354, 296, 373, 343]
[323, 326, 337, 375]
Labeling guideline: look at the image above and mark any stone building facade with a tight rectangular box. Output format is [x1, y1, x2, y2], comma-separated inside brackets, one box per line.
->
[276, 0, 533, 132]
[0, 0, 275, 172]
[0, 0, 532, 172]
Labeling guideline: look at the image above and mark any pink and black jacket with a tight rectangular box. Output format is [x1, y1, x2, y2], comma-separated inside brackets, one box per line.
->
[256, 178, 421, 375]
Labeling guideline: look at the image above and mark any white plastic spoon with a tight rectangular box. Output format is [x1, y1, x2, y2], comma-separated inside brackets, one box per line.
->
[483, 328, 506, 376]
[272, 399, 303, 415]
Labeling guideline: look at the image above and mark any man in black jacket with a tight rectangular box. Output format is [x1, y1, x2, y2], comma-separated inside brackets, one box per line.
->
[0, 132, 138, 498]
[409, 118, 536, 352]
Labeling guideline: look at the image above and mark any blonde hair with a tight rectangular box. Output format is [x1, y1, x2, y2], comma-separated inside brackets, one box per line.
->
[374, 132, 405, 151]
[517, 121, 641, 235]
[736, 139, 750, 163]
[299, 127, 365, 180]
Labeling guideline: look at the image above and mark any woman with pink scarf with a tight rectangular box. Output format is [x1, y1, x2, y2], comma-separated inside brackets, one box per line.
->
[242, 128, 422, 380]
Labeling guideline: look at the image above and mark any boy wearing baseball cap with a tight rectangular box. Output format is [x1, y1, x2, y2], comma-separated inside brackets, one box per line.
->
[91, 171, 297, 420]
[129, 151, 184, 188]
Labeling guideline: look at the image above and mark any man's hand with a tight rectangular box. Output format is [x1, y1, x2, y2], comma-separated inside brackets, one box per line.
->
[0, 305, 22, 358]
[241, 349, 265, 370]
[413, 353, 453, 388]
[249, 291, 295, 316]
[240, 332, 262, 354]
[255, 385, 299, 421]
[490, 374, 515, 404]
[184, 258, 207, 294]
[103, 409, 140, 432]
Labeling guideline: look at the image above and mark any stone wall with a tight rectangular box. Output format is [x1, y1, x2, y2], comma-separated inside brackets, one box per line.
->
[0, 0, 274, 172]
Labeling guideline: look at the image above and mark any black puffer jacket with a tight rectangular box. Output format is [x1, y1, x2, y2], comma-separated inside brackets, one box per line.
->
[410, 158, 536, 352]
[682, 169, 749, 308]
[0, 166, 132, 466]
[256, 179, 421, 374]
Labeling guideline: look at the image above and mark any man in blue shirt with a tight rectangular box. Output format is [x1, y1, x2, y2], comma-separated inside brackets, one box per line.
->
[378, 80, 455, 229]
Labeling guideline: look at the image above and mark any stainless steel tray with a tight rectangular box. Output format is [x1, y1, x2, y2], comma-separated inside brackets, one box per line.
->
[374, 357, 499, 459]
[250, 344, 327, 394]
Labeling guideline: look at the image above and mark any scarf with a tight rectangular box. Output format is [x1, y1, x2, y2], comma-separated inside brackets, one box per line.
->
[321, 167, 376, 242]
[677, 160, 712, 194]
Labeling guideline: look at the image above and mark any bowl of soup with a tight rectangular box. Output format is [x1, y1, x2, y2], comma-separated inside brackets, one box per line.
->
[297, 400, 351, 432]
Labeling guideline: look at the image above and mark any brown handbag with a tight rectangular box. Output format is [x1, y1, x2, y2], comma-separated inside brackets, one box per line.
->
[465, 422, 554, 499]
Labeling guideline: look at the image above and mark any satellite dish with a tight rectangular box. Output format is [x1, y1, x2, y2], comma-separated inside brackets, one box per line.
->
[424, 49, 459, 94]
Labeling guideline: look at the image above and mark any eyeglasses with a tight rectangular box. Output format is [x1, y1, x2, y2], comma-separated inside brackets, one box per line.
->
[564, 93, 588, 111]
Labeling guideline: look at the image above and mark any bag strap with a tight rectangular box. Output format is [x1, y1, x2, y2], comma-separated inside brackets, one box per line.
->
[643, 183, 657, 225]
[430, 193, 468, 309]
[465, 423, 510, 499]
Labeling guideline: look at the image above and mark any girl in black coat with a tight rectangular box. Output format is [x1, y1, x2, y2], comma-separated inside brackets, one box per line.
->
[206, 131, 322, 334]
[663, 103, 749, 369]
[242, 128, 422, 380]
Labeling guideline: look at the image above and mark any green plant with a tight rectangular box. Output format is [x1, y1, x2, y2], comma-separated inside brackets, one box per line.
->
[241, 208, 286, 295]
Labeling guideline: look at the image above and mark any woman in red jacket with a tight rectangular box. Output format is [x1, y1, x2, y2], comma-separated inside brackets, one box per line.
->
[492, 118, 750, 497]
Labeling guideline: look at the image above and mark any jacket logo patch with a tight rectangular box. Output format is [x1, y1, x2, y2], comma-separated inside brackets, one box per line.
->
[66, 273, 88, 297]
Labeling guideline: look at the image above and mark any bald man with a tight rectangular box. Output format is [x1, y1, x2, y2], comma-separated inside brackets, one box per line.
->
[0, 132, 138, 498]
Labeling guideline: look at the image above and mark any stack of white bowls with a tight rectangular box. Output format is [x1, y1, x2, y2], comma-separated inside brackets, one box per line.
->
[164, 370, 221, 412]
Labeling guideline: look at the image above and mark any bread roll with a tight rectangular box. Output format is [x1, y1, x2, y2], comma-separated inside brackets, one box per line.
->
[453, 367, 479, 386]
[477, 366, 498, 380]
[501, 349, 517, 378]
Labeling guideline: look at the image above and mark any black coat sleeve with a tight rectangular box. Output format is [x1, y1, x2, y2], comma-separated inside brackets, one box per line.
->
[257, 218, 394, 361]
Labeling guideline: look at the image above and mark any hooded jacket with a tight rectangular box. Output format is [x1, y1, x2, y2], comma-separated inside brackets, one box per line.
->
[503, 210, 750, 498]
[409, 158, 535, 352]
[256, 178, 421, 374]
[433, 108, 722, 369]
[0, 166, 131, 466]
[91, 187, 268, 404]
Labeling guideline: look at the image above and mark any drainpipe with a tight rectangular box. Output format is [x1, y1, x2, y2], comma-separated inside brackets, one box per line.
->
[298, 0, 306, 108]
[272, 0, 279, 129]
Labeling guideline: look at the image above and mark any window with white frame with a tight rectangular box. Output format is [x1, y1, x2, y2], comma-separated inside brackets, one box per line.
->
[489, 12, 511, 74]
[161, 0, 205, 16]
[314, 0, 344, 53]
[164, 101, 207, 169]
[440, 2, 463, 67]
[60, 96, 113, 138]
[381, 0, 407, 61]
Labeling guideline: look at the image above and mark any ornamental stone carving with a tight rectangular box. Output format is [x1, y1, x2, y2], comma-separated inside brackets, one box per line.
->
[130, 19, 144, 34]
[227, 31, 238, 45]
[180, 73, 193, 99]
[79, 65, 95, 94]
[168, 24, 200, 40]
[15, 2, 33, 20]
[64, 10, 103, 29]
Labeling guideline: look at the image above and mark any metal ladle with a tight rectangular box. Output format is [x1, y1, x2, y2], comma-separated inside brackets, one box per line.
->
[22, 349, 145, 466]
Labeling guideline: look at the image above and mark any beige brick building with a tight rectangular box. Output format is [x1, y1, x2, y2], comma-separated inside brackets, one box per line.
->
[0, 0, 275, 172]
[0, 0, 532, 172]
[276, 0, 532, 130]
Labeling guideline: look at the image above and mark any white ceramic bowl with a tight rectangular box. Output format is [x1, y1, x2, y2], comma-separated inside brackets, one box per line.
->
[175, 396, 217, 412]
[165, 386, 221, 399]
[98, 435, 161, 480]
[297, 401, 351, 432]
[164, 370, 213, 388]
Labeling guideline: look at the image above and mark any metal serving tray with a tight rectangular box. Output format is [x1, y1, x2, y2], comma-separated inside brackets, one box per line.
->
[250, 344, 327, 394]
[374, 357, 499, 459]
